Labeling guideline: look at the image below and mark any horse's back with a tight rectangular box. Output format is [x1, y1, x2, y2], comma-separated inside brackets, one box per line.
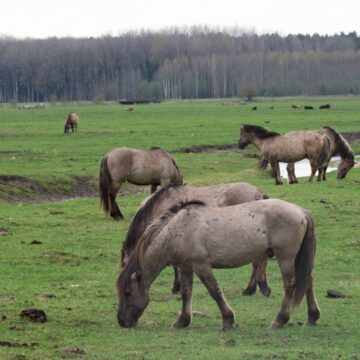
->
[167, 199, 307, 268]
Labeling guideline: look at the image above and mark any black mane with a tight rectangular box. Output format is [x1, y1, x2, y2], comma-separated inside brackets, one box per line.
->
[121, 183, 183, 260]
[242, 124, 280, 139]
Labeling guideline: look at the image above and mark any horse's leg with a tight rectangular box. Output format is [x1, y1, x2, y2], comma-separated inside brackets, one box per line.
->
[270, 161, 282, 185]
[305, 276, 320, 326]
[286, 163, 298, 184]
[151, 184, 158, 193]
[257, 256, 271, 297]
[242, 261, 258, 296]
[270, 260, 295, 329]
[109, 185, 124, 220]
[323, 166, 328, 181]
[172, 266, 181, 294]
[173, 270, 194, 328]
[317, 167, 325, 182]
[308, 159, 318, 182]
[194, 264, 235, 330]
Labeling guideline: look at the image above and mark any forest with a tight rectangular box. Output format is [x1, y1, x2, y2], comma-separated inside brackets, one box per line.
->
[1, 28, 360, 102]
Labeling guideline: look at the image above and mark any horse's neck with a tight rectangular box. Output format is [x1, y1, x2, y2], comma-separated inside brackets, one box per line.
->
[250, 135, 269, 151]
[140, 234, 170, 287]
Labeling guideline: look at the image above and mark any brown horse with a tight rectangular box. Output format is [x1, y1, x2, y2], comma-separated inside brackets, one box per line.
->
[238, 125, 331, 185]
[286, 127, 355, 182]
[99, 147, 182, 220]
[64, 113, 79, 133]
[121, 183, 270, 296]
[116, 199, 320, 330]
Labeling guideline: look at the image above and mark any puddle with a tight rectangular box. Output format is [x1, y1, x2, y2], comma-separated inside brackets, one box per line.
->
[279, 156, 340, 180]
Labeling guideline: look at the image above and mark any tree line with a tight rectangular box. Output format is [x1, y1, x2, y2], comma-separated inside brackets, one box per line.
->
[1, 28, 360, 102]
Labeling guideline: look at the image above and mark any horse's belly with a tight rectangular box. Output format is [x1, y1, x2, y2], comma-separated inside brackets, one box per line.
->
[206, 232, 269, 269]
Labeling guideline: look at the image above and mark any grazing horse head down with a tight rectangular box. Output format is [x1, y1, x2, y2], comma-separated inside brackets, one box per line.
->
[64, 113, 79, 133]
[238, 124, 332, 185]
[120, 182, 271, 297]
[116, 198, 319, 330]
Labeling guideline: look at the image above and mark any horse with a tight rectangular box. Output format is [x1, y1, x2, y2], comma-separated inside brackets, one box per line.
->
[238, 125, 331, 185]
[64, 113, 79, 133]
[99, 147, 182, 220]
[121, 183, 271, 297]
[292, 104, 302, 109]
[286, 126, 355, 182]
[319, 104, 331, 109]
[116, 199, 320, 330]
[304, 106, 314, 110]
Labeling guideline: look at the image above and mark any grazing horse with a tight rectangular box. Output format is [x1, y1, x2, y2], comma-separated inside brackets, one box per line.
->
[319, 104, 331, 109]
[286, 126, 355, 182]
[64, 113, 79, 133]
[238, 125, 331, 185]
[292, 104, 302, 109]
[116, 199, 320, 330]
[121, 183, 271, 296]
[99, 147, 182, 220]
[304, 106, 314, 110]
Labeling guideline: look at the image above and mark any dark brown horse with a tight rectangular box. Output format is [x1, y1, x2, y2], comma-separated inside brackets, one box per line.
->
[64, 113, 79, 133]
[117, 199, 319, 330]
[238, 125, 331, 185]
[121, 183, 270, 296]
[99, 147, 182, 220]
[286, 127, 355, 182]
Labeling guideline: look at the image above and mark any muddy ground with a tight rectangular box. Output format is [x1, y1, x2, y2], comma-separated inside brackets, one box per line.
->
[0, 132, 358, 203]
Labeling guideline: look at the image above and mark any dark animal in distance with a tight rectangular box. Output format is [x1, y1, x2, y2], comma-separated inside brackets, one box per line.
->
[251, 106, 257, 111]
[116, 199, 320, 330]
[304, 106, 314, 110]
[319, 104, 331, 109]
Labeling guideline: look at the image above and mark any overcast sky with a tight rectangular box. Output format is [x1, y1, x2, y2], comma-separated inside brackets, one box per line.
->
[1, 0, 359, 39]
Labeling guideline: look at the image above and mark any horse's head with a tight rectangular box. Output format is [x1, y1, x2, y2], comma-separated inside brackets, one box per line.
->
[116, 271, 150, 328]
[238, 125, 251, 149]
[337, 158, 355, 179]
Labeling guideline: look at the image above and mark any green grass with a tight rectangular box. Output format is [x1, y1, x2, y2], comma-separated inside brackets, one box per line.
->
[0, 98, 359, 359]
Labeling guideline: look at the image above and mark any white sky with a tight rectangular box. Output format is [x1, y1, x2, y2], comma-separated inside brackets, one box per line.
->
[1, 0, 359, 39]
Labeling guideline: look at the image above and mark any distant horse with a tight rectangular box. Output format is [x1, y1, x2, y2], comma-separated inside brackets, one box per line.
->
[116, 199, 320, 330]
[319, 104, 331, 109]
[292, 104, 302, 109]
[99, 147, 182, 220]
[121, 183, 270, 296]
[64, 113, 79, 133]
[286, 126, 355, 182]
[238, 125, 331, 185]
[304, 106, 314, 110]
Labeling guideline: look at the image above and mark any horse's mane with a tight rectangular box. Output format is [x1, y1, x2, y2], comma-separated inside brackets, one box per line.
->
[323, 126, 354, 160]
[121, 183, 183, 262]
[119, 200, 205, 291]
[242, 125, 280, 139]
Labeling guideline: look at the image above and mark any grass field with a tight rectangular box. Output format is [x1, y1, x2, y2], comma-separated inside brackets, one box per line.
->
[0, 98, 359, 359]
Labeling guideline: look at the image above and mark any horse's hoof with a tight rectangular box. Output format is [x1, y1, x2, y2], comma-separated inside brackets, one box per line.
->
[172, 316, 191, 329]
[221, 322, 234, 331]
[259, 286, 271, 298]
[242, 287, 256, 296]
[269, 322, 284, 330]
[171, 285, 181, 295]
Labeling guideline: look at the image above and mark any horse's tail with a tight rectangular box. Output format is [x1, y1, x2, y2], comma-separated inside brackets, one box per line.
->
[317, 136, 331, 168]
[99, 155, 112, 214]
[292, 210, 317, 307]
[258, 158, 269, 170]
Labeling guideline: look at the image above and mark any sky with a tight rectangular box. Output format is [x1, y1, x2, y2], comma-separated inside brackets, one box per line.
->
[1, 0, 359, 39]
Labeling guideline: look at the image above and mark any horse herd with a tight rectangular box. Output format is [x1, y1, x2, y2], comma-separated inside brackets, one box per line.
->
[62, 111, 355, 330]
[93, 122, 357, 331]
